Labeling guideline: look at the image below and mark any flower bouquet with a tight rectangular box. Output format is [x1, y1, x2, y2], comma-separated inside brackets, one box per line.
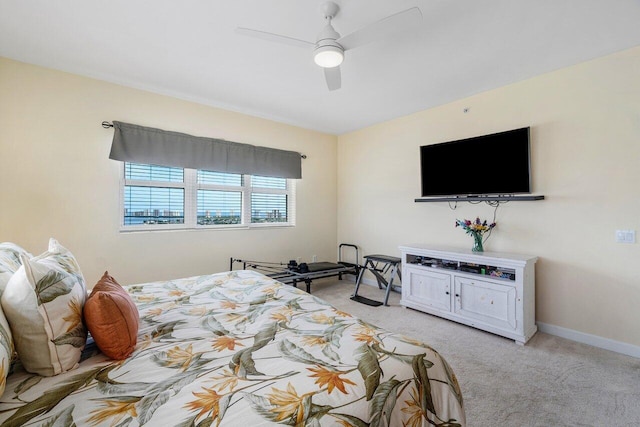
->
[455, 217, 496, 252]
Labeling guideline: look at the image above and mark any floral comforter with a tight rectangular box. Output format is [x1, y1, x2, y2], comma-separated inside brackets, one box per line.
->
[0, 270, 465, 426]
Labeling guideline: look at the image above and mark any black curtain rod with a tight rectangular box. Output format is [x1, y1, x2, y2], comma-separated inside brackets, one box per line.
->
[101, 121, 307, 159]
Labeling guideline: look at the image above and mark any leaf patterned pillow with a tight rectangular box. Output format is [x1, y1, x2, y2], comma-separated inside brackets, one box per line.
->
[0, 306, 12, 395]
[0, 242, 31, 393]
[1, 240, 87, 377]
[42, 238, 87, 294]
[0, 242, 33, 291]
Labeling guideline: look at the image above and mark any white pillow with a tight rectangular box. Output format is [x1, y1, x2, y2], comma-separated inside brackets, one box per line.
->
[1, 239, 87, 376]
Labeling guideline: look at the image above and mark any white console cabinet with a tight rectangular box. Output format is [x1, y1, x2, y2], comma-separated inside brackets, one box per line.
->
[399, 244, 537, 344]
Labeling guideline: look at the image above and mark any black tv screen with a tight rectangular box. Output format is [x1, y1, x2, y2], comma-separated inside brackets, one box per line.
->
[420, 127, 531, 197]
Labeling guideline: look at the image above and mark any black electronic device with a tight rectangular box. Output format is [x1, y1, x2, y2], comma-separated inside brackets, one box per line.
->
[420, 127, 531, 197]
[460, 264, 481, 274]
[441, 260, 458, 270]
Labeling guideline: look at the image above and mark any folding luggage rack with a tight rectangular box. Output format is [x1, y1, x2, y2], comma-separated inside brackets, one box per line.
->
[351, 254, 402, 307]
[230, 243, 360, 293]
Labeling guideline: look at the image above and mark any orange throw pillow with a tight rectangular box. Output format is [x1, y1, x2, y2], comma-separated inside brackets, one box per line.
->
[84, 272, 139, 360]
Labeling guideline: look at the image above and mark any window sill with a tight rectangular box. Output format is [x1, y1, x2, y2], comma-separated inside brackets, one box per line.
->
[119, 223, 295, 233]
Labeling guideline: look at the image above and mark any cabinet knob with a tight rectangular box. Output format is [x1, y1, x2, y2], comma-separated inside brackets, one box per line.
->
[455, 294, 460, 297]
[445, 291, 450, 295]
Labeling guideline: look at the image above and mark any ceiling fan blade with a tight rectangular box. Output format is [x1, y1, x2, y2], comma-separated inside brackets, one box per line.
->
[236, 27, 314, 49]
[337, 7, 423, 51]
[324, 67, 341, 91]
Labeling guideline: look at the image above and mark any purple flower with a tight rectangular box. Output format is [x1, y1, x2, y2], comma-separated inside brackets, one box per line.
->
[456, 217, 497, 235]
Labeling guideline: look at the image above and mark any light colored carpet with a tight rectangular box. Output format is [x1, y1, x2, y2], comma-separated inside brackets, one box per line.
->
[309, 279, 640, 427]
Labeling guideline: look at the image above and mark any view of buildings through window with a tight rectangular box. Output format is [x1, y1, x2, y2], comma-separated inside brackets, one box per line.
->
[123, 163, 290, 227]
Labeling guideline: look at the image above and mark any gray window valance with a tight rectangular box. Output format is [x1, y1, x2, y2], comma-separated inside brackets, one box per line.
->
[108, 121, 302, 179]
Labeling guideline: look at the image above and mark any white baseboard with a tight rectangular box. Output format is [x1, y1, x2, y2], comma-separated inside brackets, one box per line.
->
[537, 322, 640, 359]
[350, 278, 640, 359]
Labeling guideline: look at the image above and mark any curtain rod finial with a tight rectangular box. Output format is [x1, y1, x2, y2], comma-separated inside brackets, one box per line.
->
[102, 121, 113, 128]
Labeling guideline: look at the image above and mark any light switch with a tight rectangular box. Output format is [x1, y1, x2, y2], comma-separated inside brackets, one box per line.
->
[615, 230, 636, 243]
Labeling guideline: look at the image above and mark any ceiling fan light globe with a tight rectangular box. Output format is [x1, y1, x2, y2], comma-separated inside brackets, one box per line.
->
[314, 46, 344, 68]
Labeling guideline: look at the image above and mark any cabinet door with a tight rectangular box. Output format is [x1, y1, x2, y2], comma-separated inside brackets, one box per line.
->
[453, 277, 516, 331]
[406, 267, 451, 312]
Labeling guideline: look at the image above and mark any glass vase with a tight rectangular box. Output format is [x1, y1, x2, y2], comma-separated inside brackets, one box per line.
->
[472, 233, 484, 252]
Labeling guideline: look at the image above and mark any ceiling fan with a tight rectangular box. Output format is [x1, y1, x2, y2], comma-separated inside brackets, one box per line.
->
[236, 2, 423, 91]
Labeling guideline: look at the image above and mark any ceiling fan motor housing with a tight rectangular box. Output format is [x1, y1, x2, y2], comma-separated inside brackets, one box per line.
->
[314, 22, 344, 68]
[315, 23, 342, 49]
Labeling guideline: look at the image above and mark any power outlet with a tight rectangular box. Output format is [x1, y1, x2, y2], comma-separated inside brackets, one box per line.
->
[615, 230, 636, 243]
[312, 255, 317, 262]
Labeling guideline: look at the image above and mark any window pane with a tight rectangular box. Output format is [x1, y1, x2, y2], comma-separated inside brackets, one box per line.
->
[125, 163, 183, 182]
[251, 175, 286, 190]
[251, 193, 287, 223]
[124, 186, 184, 226]
[197, 170, 243, 186]
[197, 190, 242, 225]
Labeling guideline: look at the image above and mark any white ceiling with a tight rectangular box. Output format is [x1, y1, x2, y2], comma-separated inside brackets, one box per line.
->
[1, 0, 640, 135]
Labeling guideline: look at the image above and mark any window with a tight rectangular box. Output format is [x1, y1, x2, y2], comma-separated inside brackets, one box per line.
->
[121, 162, 294, 231]
[251, 176, 289, 224]
[123, 163, 185, 226]
[196, 171, 243, 226]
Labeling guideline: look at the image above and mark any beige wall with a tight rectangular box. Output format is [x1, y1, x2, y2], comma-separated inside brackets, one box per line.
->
[3, 46, 639, 349]
[337, 46, 640, 347]
[0, 58, 338, 285]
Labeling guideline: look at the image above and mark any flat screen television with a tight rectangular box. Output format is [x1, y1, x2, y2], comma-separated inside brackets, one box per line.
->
[420, 127, 531, 197]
